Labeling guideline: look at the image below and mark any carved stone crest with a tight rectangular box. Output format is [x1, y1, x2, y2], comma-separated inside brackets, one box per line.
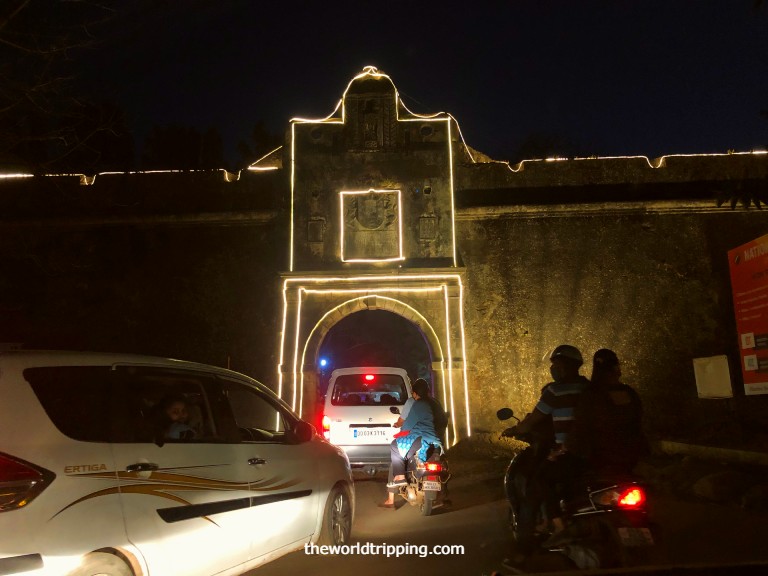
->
[341, 190, 401, 261]
[348, 192, 396, 230]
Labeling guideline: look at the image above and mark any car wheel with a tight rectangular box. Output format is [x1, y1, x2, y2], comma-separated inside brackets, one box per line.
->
[318, 484, 352, 545]
[67, 552, 133, 576]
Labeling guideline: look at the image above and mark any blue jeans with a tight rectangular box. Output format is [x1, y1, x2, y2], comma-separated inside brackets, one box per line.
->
[388, 437, 422, 491]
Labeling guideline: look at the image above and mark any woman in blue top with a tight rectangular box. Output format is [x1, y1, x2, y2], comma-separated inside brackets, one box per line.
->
[379, 378, 445, 508]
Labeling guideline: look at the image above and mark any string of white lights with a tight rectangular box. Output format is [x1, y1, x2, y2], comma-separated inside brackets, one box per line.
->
[288, 66, 466, 271]
[278, 275, 470, 441]
[338, 190, 405, 263]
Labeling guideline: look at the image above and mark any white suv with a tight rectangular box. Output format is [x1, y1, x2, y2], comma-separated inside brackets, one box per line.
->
[322, 367, 412, 473]
[0, 351, 354, 576]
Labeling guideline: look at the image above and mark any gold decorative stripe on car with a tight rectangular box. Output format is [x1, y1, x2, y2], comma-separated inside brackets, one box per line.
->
[115, 470, 299, 491]
[67, 468, 298, 491]
[51, 470, 303, 520]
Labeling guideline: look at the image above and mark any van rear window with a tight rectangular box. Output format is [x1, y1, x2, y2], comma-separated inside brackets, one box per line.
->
[331, 374, 408, 406]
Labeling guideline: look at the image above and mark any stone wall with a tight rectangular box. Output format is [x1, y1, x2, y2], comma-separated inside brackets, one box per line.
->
[458, 205, 768, 439]
[2, 168, 768, 443]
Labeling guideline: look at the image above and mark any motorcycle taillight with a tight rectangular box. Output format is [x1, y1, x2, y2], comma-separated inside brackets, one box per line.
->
[617, 486, 646, 509]
[592, 484, 647, 510]
[425, 462, 442, 473]
[0, 453, 54, 513]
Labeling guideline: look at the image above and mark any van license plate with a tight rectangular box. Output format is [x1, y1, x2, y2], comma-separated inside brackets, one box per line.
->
[422, 481, 441, 491]
[352, 428, 388, 439]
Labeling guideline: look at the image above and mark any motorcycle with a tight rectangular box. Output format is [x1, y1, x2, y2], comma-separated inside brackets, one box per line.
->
[497, 407, 655, 571]
[389, 406, 451, 516]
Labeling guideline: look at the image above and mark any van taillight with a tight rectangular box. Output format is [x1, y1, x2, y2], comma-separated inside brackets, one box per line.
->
[0, 453, 54, 513]
[322, 415, 331, 440]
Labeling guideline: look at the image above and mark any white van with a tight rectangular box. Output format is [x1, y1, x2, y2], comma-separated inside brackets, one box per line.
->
[321, 367, 412, 473]
[0, 350, 354, 576]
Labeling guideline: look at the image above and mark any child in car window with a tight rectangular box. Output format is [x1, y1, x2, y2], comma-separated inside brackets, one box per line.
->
[158, 394, 196, 440]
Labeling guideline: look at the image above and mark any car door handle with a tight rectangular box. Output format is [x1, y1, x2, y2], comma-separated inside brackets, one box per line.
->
[126, 462, 159, 472]
[248, 458, 267, 466]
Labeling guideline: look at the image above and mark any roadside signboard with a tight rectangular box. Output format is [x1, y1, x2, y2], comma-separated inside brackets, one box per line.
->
[728, 234, 768, 395]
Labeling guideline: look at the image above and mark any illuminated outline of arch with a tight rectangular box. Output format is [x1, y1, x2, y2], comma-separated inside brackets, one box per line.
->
[298, 293, 455, 445]
[276, 274, 472, 441]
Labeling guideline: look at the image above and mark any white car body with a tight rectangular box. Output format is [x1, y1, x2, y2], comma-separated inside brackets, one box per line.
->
[323, 367, 412, 472]
[0, 351, 354, 576]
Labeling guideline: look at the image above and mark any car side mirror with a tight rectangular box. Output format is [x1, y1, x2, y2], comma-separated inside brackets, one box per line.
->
[389, 406, 401, 415]
[496, 408, 514, 421]
[288, 420, 314, 444]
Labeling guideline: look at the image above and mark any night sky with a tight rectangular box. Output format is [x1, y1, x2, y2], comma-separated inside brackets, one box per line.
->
[83, 1, 768, 168]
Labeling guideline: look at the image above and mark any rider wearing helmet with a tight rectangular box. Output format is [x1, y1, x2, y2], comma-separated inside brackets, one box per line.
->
[503, 344, 590, 561]
[513, 344, 589, 449]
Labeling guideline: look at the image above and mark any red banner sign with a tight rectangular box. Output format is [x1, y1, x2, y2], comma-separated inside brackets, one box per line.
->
[728, 234, 768, 395]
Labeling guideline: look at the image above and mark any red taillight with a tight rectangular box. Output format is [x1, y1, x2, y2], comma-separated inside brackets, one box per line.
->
[617, 487, 646, 509]
[425, 462, 442, 473]
[0, 453, 53, 512]
[321, 415, 331, 440]
[364, 374, 375, 382]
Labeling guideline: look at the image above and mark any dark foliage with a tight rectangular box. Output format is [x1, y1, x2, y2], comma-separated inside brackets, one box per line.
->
[0, 0, 134, 173]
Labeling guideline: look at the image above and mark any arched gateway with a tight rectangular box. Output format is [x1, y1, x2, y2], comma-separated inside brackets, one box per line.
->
[273, 67, 473, 443]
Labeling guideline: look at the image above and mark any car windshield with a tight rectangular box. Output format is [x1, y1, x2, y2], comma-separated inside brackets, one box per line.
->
[331, 373, 408, 406]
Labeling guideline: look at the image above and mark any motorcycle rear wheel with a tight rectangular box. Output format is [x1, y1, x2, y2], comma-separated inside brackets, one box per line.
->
[420, 495, 434, 516]
[508, 505, 523, 541]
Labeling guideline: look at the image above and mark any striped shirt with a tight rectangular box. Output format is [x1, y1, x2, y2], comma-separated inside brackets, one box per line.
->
[534, 376, 590, 445]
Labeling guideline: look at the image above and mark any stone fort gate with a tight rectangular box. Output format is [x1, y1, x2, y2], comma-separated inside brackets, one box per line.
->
[276, 67, 472, 444]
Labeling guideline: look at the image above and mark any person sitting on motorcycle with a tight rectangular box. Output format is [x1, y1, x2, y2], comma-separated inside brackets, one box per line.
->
[412, 377, 449, 441]
[502, 344, 590, 556]
[379, 378, 446, 509]
[566, 348, 649, 476]
[393, 393, 415, 429]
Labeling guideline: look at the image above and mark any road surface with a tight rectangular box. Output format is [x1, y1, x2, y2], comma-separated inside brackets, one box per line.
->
[247, 452, 768, 575]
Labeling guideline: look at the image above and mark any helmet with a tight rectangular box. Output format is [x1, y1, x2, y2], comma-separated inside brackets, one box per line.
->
[549, 344, 583, 366]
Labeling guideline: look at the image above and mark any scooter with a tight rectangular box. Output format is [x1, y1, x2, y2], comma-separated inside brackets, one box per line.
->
[497, 407, 654, 570]
[389, 406, 451, 516]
